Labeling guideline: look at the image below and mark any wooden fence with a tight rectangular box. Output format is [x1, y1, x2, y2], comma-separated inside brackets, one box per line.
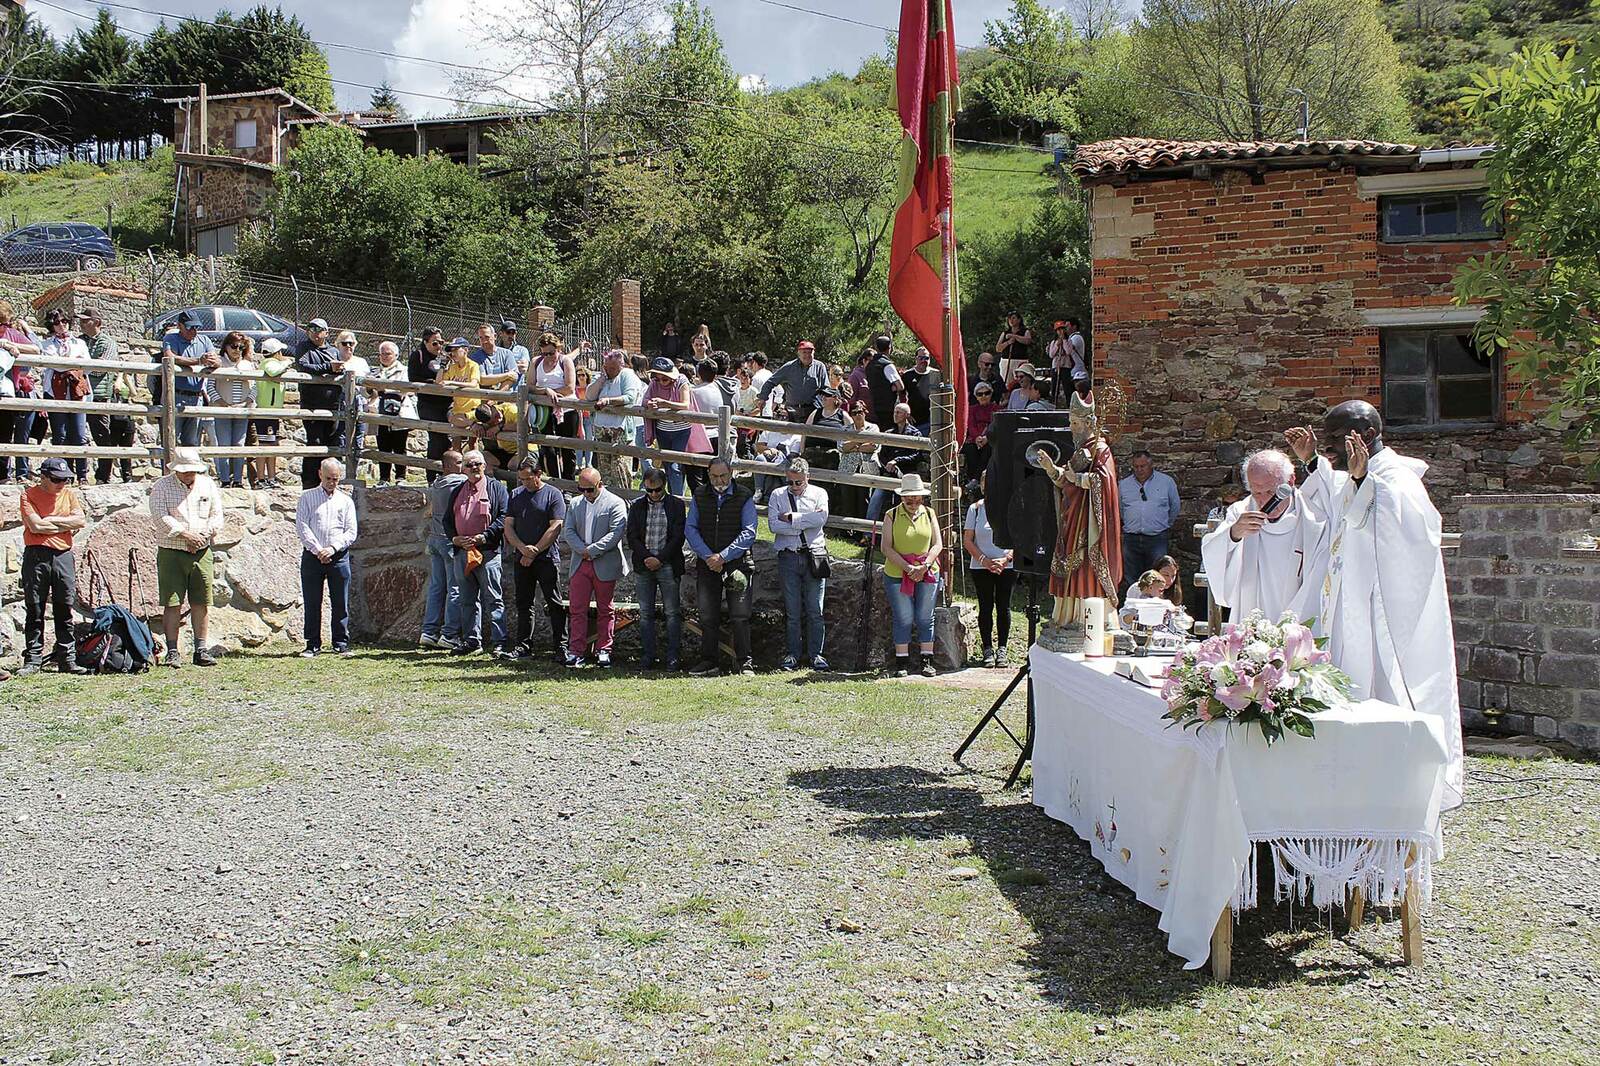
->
[2, 343, 959, 546]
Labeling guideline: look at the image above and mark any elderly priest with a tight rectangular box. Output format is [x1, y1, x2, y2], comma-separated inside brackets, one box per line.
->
[1200, 449, 1328, 629]
[1288, 401, 1464, 810]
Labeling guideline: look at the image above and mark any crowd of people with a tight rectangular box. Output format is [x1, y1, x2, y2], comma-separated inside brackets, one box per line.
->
[5, 309, 1108, 679]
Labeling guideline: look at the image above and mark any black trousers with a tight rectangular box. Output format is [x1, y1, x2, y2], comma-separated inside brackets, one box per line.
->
[970, 567, 1018, 649]
[22, 544, 76, 664]
[695, 562, 752, 667]
[376, 426, 410, 481]
[511, 550, 566, 652]
[88, 412, 135, 483]
[301, 420, 348, 488]
[961, 441, 991, 487]
[543, 409, 580, 481]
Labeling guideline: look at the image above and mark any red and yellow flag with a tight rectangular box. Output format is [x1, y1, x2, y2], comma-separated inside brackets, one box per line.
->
[889, 0, 966, 438]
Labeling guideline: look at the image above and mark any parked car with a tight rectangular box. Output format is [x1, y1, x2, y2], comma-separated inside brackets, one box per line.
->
[144, 305, 307, 349]
[0, 222, 118, 274]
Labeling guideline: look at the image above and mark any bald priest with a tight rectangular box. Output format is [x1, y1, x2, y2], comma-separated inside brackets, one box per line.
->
[1200, 448, 1329, 630]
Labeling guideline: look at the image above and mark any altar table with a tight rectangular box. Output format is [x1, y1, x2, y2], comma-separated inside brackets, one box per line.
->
[1028, 647, 1450, 975]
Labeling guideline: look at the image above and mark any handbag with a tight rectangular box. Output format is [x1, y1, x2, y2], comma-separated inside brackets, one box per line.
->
[806, 547, 831, 579]
[378, 391, 404, 417]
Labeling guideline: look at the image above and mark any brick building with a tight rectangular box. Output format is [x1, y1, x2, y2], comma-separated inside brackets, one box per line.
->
[1070, 137, 1581, 560]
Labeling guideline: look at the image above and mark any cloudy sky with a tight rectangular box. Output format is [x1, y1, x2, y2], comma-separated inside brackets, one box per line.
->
[30, 0, 1022, 116]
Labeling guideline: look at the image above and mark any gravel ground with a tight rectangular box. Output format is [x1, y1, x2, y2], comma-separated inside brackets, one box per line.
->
[1, 650, 1597, 1065]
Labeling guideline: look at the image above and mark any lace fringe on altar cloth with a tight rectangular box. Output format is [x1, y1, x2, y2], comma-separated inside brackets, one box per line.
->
[1231, 835, 1434, 915]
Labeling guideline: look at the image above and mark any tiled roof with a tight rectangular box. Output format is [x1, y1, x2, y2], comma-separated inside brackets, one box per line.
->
[1070, 138, 1429, 178]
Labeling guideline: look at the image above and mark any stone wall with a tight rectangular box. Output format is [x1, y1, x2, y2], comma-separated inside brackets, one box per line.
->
[1084, 166, 1582, 575]
[29, 277, 152, 341]
[185, 163, 276, 233]
[0, 484, 306, 658]
[1448, 493, 1600, 753]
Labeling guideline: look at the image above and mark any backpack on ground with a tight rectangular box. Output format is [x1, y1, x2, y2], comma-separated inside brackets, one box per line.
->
[75, 604, 155, 674]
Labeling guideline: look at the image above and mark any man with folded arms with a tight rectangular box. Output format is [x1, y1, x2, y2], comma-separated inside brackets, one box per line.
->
[19, 458, 88, 675]
[149, 446, 224, 667]
[296, 458, 358, 657]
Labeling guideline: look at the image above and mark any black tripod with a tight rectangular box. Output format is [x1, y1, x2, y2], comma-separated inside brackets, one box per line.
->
[953, 577, 1043, 788]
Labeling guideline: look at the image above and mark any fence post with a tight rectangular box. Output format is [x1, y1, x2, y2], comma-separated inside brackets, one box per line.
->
[160, 353, 177, 469]
[515, 367, 533, 467]
[717, 404, 733, 463]
[290, 274, 301, 332]
[403, 295, 413, 352]
[341, 370, 360, 483]
[929, 383, 957, 607]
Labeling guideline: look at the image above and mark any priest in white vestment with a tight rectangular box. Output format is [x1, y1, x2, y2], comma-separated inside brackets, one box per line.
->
[1200, 449, 1328, 630]
[1288, 401, 1464, 809]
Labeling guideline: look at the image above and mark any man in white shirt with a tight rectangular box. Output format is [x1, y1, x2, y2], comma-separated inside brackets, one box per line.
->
[768, 457, 831, 671]
[752, 405, 802, 502]
[296, 458, 359, 656]
[39, 309, 92, 481]
[149, 446, 225, 667]
[1200, 449, 1327, 628]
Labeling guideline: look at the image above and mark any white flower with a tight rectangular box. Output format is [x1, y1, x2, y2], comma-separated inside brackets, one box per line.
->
[1244, 640, 1272, 663]
[1279, 609, 1298, 624]
[1208, 662, 1232, 685]
[1256, 621, 1283, 644]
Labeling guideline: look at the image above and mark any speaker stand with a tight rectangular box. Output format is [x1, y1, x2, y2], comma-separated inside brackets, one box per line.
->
[953, 577, 1042, 788]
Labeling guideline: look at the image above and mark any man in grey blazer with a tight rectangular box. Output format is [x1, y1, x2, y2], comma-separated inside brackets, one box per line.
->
[561, 466, 630, 667]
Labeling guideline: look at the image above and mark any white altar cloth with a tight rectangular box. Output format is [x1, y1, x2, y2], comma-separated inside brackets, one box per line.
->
[1029, 647, 1450, 968]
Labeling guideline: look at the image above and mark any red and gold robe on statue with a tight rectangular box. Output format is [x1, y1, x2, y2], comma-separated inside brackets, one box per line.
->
[1050, 438, 1123, 607]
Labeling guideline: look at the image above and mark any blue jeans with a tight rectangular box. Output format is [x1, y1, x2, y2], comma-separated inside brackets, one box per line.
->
[175, 393, 204, 447]
[884, 572, 940, 647]
[655, 427, 689, 496]
[48, 412, 88, 480]
[867, 488, 892, 521]
[634, 563, 681, 666]
[1121, 531, 1169, 593]
[300, 549, 350, 650]
[779, 550, 826, 661]
[7, 410, 34, 478]
[212, 415, 247, 484]
[423, 534, 461, 642]
[451, 548, 505, 648]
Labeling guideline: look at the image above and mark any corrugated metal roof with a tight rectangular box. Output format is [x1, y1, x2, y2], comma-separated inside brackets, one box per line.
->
[1070, 137, 1459, 179]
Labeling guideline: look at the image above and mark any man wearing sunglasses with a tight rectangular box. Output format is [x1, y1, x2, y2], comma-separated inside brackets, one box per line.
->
[561, 467, 629, 668]
[1117, 449, 1181, 598]
[18, 458, 88, 675]
[627, 467, 686, 670]
[408, 327, 452, 481]
[442, 449, 509, 654]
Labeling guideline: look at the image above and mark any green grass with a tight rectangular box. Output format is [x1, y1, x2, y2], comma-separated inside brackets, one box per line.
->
[0, 149, 176, 252]
[952, 145, 1062, 248]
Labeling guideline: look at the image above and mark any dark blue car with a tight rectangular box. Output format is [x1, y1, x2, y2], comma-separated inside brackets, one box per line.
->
[0, 222, 118, 274]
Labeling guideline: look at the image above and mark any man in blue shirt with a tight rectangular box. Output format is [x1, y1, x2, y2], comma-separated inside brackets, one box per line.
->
[162, 310, 215, 448]
[495, 319, 531, 386]
[1118, 449, 1181, 596]
[472, 323, 520, 389]
[502, 457, 567, 661]
[685, 457, 758, 676]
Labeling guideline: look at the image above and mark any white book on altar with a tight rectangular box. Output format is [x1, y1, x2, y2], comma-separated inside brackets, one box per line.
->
[1113, 659, 1166, 688]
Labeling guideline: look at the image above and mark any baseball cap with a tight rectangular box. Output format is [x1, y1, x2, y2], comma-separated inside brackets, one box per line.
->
[306, 317, 330, 331]
[75, 308, 102, 323]
[40, 457, 73, 481]
[649, 356, 676, 375]
[797, 340, 816, 351]
[1053, 320, 1068, 329]
[499, 318, 518, 333]
[258, 337, 288, 355]
[448, 336, 472, 349]
[175, 310, 203, 329]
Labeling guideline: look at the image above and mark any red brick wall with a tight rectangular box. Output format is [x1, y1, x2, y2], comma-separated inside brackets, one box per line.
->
[1087, 165, 1578, 559]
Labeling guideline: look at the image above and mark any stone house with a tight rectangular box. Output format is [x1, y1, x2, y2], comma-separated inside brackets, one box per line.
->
[1069, 137, 1581, 552]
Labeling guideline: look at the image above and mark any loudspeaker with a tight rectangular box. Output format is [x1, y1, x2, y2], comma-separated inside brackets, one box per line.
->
[984, 410, 1075, 579]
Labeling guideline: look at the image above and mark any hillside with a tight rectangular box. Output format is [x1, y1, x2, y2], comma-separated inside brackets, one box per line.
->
[0, 148, 175, 251]
[1385, 0, 1600, 139]
[952, 145, 1063, 248]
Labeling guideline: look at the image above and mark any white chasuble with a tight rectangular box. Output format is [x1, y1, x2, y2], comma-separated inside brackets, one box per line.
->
[1200, 494, 1329, 630]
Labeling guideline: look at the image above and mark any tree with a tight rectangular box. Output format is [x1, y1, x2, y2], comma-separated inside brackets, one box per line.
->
[972, 0, 1080, 138]
[961, 193, 1091, 359]
[1135, 0, 1412, 141]
[0, 8, 64, 155]
[248, 126, 561, 307]
[368, 81, 405, 117]
[61, 9, 137, 156]
[1454, 35, 1600, 468]
[1065, 0, 1132, 43]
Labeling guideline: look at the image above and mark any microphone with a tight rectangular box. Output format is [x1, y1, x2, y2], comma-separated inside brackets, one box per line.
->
[1262, 483, 1294, 520]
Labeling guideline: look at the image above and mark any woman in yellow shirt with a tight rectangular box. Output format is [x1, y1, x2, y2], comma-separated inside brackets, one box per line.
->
[879, 473, 943, 677]
[438, 336, 482, 434]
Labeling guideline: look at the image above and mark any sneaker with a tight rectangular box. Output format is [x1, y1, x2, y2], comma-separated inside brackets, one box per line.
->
[920, 660, 937, 677]
[194, 650, 218, 667]
[452, 642, 480, 656]
[332, 644, 352, 656]
[419, 632, 441, 649]
[18, 660, 42, 677]
[810, 656, 830, 672]
[981, 645, 996, 668]
[596, 650, 612, 668]
[663, 659, 680, 673]
[995, 647, 1008, 667]
[689, 661, 720, 677]
[494, 646, 517, 661]
[739, 660, 756, 676]
[162, 649, 182, 669]
[893, 658, 909, 678]
[299, 648, 319, 659]
[779, 656, 799, 671]
[565, 654, 586, 669]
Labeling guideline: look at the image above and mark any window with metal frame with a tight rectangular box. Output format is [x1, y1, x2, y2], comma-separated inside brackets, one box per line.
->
[1381, 328, 1499, 429]
[1381, 190, 1500, 242]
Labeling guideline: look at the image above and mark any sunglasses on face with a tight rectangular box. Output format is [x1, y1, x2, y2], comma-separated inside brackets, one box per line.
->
[787, 479, 805, 489]
[465, 461, 485, 469]
[645, 485, 666, 496]
[582, 486, 600, 496]
[46, 474, 69, 483]
[340, 341, 356, 347]
[225, 343, 242, 351]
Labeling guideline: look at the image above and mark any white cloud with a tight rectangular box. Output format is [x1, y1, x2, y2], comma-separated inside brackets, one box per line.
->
[387, 0, 557, 116]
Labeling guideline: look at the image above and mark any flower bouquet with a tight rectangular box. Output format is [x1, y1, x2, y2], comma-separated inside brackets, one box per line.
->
[1160, 610, 1352, 745]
